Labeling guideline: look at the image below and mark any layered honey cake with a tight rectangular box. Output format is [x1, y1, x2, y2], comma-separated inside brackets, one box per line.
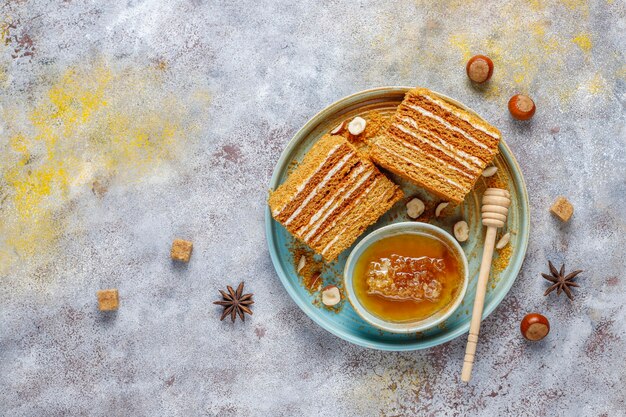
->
[269, 135, 403, 262]
[370, 88, 501, 204]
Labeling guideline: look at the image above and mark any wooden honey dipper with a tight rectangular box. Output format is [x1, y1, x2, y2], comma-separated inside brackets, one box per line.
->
[461, 188, 511, 383]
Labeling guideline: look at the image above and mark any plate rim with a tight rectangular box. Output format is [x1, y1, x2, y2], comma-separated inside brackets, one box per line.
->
[265, 86, 530, 351]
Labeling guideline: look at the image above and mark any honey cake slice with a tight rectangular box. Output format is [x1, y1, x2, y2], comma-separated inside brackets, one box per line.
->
[370, 87, 501, 204]
[269, 134, 403, 262]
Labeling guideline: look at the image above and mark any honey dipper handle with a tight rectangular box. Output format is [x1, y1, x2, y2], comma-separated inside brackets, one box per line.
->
[461, 226, 498, 382]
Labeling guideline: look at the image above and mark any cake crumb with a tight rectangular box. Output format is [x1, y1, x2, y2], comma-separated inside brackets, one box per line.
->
[344, 111, 391, 152]
[491, 243, 513, 288]
[363, 111, 390, 140]
[290, 244, 324, 293]
[171, 239, 193, 262]
[550, 196, 574, 222]
[485, 175, 507, 189]
[97, 289, 119, 311]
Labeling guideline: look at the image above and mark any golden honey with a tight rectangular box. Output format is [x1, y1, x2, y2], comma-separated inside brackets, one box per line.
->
[353, 233, 464, 323]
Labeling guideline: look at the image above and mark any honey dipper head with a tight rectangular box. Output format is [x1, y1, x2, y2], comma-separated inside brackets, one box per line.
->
[481, 188, 511, 228]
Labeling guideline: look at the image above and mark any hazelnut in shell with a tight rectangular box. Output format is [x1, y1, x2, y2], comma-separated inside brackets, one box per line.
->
[466, 55, 494, 84]
[508, 95, 536, 120]
[520, 313, 550, 341]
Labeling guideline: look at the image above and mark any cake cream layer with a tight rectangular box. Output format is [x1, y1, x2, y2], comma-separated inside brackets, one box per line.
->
[370, 87, 501, 204]
[269, 135, 403, 262]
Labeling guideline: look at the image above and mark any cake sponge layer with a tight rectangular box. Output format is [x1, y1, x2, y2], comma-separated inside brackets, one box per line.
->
[370, 88, 501, 204]
[269, 135, 403, 262]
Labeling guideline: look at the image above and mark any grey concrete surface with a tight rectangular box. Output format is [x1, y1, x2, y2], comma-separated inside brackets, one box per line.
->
[0, 0, 625, 416]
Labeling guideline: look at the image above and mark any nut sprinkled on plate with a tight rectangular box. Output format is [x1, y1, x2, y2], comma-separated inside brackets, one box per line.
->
[348, 117, 366, 135]
[309, 271, 322, 291]
[297, 255, 306, 273]
[496, 232, 510, 249]
[406, 198, 425, 219]
[321, 285, 341, 306]
[482, 166, 498, 177]
[454, 221, 469, 242]
[330, 121, 345, 135]
[435, 202, 449, 217]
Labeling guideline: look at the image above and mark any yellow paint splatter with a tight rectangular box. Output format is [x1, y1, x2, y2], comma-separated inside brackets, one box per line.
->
[0, 62, 204, 277]
[586, 72, 607, 94]
[528, 0, 544, 10]
[572, 33, 593, 53]
[448, 33, 472, 62]
[560, 0, 590, 17]
[368, 0, 612, 109]
[530, 21, 546, 37]
[0, 19, 10, 43]
[558, 88, 576, 104]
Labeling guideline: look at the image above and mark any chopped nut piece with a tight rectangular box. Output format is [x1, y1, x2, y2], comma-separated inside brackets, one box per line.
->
[321, 285, 341, 306]
[97, 289, 119, 311]
[171, 239, 193, 262]
[550, 196, 573, 222]
[308, 271, 322, 292]
[496, 232, 510, 249]
[435, 202, 449, 217]
[348, 117, 366, 135]
[297, 255, 306, 273]
[406, 198, 425, 219]
[482, 166, 498, 177]
[454, 221, 469, 242]
[330, 121, 345, 134]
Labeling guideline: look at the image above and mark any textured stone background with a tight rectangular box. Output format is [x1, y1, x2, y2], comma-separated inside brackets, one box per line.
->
[1, 0, 624, 416]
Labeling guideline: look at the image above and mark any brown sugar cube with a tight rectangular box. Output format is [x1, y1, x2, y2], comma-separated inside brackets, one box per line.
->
[171, 239, 193, 262]
[550, 196, 574, 222]
[97, 289, 119, 311]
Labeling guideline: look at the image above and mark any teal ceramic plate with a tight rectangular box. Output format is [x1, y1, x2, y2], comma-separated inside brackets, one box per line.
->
[265, 87, 530, 351]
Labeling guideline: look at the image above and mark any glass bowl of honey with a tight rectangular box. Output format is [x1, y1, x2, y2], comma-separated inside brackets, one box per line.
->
[344, 222, 469, 333]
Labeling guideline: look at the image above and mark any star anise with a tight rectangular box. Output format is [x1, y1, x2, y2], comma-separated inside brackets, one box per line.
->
[213, 282, 254, 322]
[541, 261, 583, 300]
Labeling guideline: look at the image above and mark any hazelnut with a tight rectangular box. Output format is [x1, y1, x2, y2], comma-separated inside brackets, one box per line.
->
[309, 271, 322, 291]
[297, 255, 306, 273]
[330, 121, 345, 135]
[348, 117, 366, 135]
[435, 202, 449, 218]
[321, 285, 341, 306]
[466, 55, 494, 83]
[520, 313, 550, 341]
[406, 198, 425, 219]
[508, 94, 536, 120]
[496, 232, 510, 250]
[453, 220, 469, 242]
[482, 166, 498, 177]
